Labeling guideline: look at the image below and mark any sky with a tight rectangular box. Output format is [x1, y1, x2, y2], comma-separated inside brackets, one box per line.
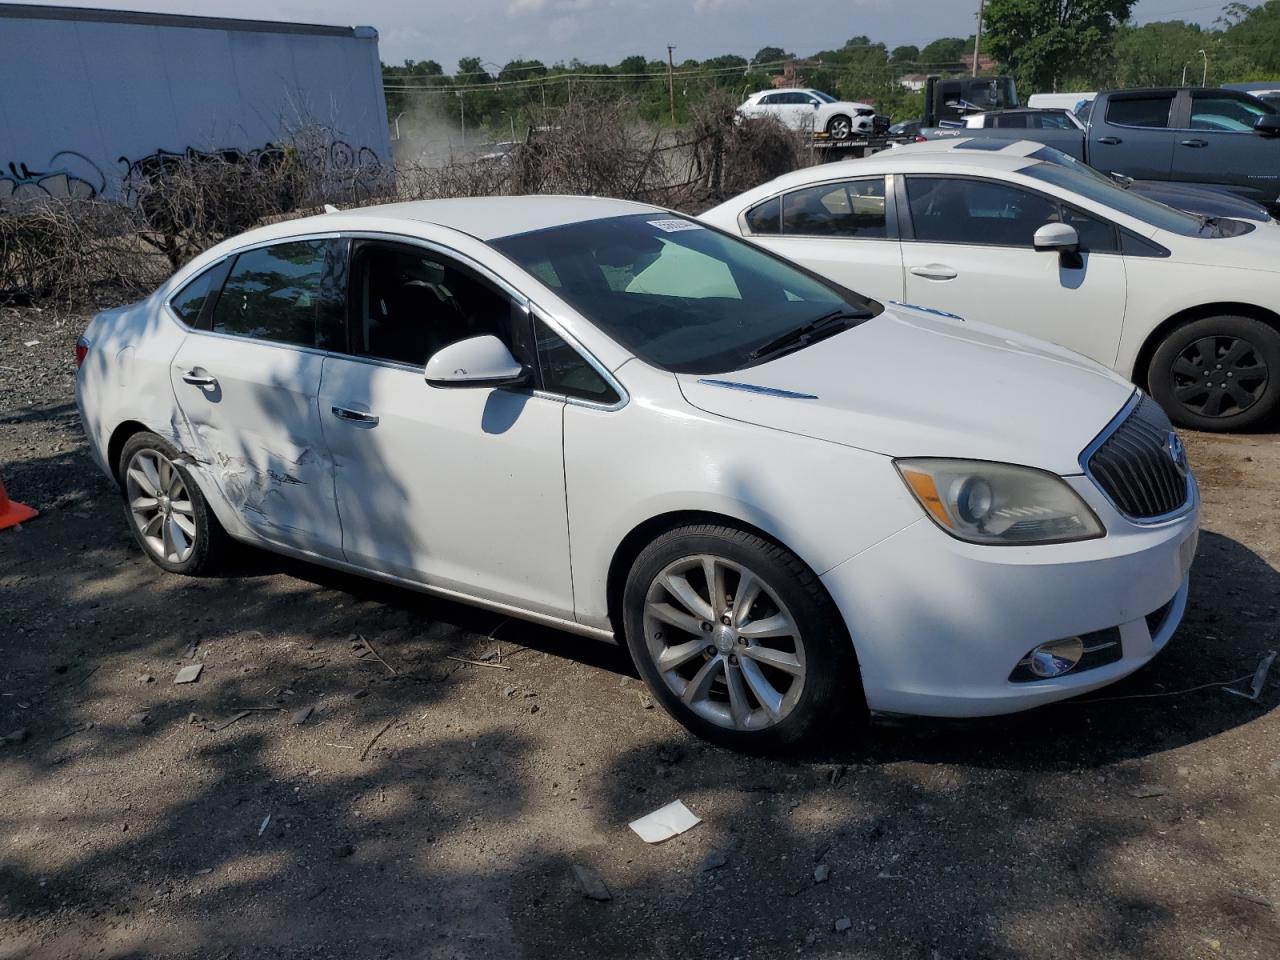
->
[22, 0, 1236, 69]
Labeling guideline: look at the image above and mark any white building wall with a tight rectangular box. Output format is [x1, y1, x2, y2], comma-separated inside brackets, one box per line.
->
[0, 7, 391, 200]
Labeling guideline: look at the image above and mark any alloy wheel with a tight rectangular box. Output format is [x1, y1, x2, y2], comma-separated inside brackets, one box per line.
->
[642, 555, 806, 731]
[125, 448, 197, 564]
[1170, 335, 1269, 419]
[828, 117, 852, 140]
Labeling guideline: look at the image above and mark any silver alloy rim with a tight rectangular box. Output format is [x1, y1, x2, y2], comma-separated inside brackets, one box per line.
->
[830, 117, 851, 139]
[643, 555, 806, 731]
[125, 448, 197, 564]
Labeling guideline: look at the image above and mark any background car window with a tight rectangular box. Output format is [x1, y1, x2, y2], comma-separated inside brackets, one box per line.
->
[995, 114, 1028, 128]
[169, 260, 228, 327]
[348, 242, 526, 368]
[1106, 94, 1173, 128]
[780, 180, 886, 238]
[744, 196, 782, 235]
[1189, 94, 1270, 131]
[1034, 113, 1074, 129]
[210, 240, 343, 347]
[535, 319, 619, 404]
[759, 94, 780, 105]
[905, 177, 1057, 247]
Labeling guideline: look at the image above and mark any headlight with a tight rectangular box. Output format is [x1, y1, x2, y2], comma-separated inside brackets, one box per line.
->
[895, 458, 1104, 545]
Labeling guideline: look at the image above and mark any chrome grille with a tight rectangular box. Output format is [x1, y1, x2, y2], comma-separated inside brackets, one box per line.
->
[1086, 396, 1189, 521]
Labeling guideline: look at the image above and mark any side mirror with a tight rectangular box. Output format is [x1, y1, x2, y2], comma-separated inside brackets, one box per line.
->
[1254, 114, 1280, 136]
[1034, 223, 1083, 268]
[425, 335, 528, 389]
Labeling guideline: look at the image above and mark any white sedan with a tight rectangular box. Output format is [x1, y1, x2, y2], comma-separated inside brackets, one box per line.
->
[700, 137, 1280, 431]
[738, 88, 877, 140]
[76, 196, 1198, 749]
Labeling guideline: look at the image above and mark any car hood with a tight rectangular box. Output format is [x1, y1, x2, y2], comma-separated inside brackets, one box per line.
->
[676, 304, 1134, 476]
[824, 100, 874, 113]
[1160, 218, 1280, 269]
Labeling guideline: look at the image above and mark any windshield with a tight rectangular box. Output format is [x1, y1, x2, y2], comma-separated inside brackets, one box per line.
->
[809, 90, 838, 103]
[490, 214, 877, 374]
[1021, 150, 1211, 236]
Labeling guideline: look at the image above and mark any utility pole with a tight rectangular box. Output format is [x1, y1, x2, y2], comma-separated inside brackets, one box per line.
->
[667, 44, 676, 123]
[1199, 48, 1208, 85]
[972, 0, 985, 77]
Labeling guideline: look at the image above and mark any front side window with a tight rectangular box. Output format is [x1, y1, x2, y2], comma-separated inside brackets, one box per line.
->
[1032, 112, 1076, 130]
[905, 177, 1058, 247]
[491, 214, 875, 374]
[780, 179, 887, 238]
[1190, 93, 1272, 131]
[996, 113, 1028, 129]
[210, 239, 344, 347]
[347, 241, 526, 368]
[1106, 94, 1174, 128]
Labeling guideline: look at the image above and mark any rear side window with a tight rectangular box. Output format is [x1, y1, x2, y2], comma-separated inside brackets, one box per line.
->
[211, 240, 344, 348]
[1106, 95, 1173, 128]
[780, 179, 887, 238]
[744, 196, 782, 234]
[996, 114, 1028, 128]
[168, 260, 229, 328]
[536, 319, 619, 405]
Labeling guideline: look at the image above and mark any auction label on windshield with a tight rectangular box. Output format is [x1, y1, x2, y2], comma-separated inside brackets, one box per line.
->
[648, 218, 703, 232]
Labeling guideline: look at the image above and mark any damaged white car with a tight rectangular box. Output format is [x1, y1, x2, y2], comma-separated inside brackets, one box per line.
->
[77, 196, 1198, 750]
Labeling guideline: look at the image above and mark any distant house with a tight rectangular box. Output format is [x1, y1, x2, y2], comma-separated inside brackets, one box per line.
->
[898, 73, 929, 92]
[961, 52, 997, 73]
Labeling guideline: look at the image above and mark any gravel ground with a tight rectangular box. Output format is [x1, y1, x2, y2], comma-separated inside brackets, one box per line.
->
[1, 300, 1278, 960]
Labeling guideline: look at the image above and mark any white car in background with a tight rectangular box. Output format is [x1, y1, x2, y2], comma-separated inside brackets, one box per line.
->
[738, 88, 877, 140]
[77, 196, 1197, 750]
[701, 137, 1280, 431]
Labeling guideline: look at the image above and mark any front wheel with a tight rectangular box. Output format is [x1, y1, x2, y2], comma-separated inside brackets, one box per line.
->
[826, 115, 853, 140]
[622, 524, 863, 751]
[1148, 315, 1280, 431]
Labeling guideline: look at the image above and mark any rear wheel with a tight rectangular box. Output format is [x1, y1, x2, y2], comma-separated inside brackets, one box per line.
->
[1148, 315, 1280, 431]
[826, 115, 853, 140]
[117, 432, 229, 575]
[623, 523, 863, 751]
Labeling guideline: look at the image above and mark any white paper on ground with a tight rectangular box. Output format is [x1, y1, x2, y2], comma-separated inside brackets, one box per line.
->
[628, 799, 701, 843]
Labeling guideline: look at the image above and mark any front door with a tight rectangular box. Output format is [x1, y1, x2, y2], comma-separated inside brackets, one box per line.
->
[170, 237, 347, 557]
[1091, 90, 1177, 183]
[317, 239, 575, 616]
[899, 176, 1128, 368]
[1169, 89, 1280, 205]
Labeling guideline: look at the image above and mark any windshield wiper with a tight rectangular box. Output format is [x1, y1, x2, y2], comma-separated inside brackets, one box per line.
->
[747, 309, 869, 363]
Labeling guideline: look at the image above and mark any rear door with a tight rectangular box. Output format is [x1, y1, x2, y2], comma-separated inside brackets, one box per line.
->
[1168, 89, 1280, 204]
[739, 175, 904, 302]
[898, 175, 1128, 367]
[1090, 91, 1177, 182]
[169, 237, 347, 557]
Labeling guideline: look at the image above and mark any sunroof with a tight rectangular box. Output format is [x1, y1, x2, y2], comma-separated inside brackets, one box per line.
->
[953, 139, 1011, 151]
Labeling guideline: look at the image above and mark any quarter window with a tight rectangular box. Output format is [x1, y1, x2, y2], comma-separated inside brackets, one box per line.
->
[169, 260, 229, 328]
[535, 319, 619, 405]
[744, 196, 782, 235]
[211, 240, 344, 348]
[781, 180, 886, 238]
[905, 177, 1058, 247]
[1106, 94, 1173, 128]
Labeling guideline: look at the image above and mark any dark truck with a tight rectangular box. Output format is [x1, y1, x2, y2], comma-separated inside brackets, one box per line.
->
[924, 87, 1280, 211]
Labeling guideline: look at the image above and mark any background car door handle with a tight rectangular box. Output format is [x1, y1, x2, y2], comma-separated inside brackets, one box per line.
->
[331, 406, 379, 426]
[909, 264, 958, 281]
[1179, 138, 1209, 148]
[181, 369, 217, 387]
[1096, 136, 1122, 145]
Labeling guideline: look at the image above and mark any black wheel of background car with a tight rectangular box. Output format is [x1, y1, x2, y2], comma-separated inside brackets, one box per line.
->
[826, 115, 853, 140]
[1148, 315, 1280, 432]
[622, 523, 864, 752]
[117, 431, 230, 575]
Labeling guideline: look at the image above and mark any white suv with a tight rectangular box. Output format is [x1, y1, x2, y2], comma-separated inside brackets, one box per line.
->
[738, 88, 877, 140]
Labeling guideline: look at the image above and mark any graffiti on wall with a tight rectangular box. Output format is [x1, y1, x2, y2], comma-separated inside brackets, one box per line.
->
[0, 151, 107, 203]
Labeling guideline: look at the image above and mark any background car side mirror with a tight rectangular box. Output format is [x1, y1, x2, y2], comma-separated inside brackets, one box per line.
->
[1034, 223, 1083, 268]
[1253, 114, 1280, 136]
[425, 335, 529, 389]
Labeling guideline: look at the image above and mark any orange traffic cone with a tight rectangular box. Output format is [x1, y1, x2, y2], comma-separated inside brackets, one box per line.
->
[0, 475, 38, 530]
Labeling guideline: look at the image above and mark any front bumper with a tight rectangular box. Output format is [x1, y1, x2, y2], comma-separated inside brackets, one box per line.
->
[822, 474, 1199, 717]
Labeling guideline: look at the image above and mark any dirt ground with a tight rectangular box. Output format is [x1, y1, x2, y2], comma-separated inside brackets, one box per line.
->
[1, 300, 1278, 960]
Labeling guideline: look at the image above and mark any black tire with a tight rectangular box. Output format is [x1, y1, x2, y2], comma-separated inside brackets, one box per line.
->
[622, 523, 864, 752]
[116, 431, 230, 575]
[826, 114, 853, 141]
[1148, 315, 1280, 432]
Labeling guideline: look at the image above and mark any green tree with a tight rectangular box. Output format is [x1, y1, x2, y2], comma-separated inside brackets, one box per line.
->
[1109, 21, 1206, 87]
[1220, 1, 1280, 76]
[919, 37, 968, 67]
[983, 0, 1134, 93]
[891, 44, 920, 63]
[752, 46, 791, 66]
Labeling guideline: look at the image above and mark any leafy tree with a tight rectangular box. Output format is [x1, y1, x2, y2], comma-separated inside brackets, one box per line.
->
[752, 46, 792, 66]
[456, 57, 491, 83]
[1109, 21, 1206, 87]
[919, 37, 968, 67]
[983, 0, 1134, 93]
[1220, 1, 1280, 76]
[891, 44, 920, 63]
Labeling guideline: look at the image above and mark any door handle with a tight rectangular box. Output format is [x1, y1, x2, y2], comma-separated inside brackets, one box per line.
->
[331, 406, 379, 426]
[909, 264, 958, 281]
[1096, 136, 1122, 145]
[181, 368, 217, 387]
[1179, 138, 1208, 148]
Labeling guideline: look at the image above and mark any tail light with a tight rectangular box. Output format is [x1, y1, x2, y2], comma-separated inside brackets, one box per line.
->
[914, 135, 928, 143]
[75, 335, 90, 369]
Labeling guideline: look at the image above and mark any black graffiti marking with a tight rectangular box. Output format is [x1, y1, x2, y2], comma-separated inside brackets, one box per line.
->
[0, 151, 107, 203]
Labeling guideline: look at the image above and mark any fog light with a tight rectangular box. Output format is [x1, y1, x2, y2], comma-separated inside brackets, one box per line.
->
[1029, 636, 1085, 678]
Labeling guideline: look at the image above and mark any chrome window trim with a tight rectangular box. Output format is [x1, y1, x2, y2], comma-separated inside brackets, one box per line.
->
[738, 174, 894, 240]
[1078, 390, 1196, 526]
